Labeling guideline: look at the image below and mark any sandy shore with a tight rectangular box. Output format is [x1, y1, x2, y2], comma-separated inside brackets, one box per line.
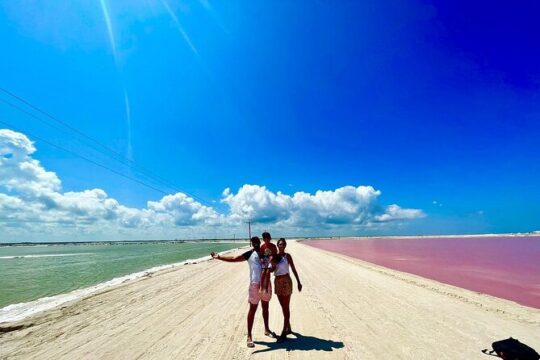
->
[1, 241, 539, 359]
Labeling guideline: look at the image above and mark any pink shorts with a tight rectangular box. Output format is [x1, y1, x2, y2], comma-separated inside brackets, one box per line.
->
[248, 282, 272, 304]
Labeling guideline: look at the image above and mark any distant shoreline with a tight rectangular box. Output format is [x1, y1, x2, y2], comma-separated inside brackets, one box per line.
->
[2, 232, 539, 246]
[0, 240, 250, 247]
[296, 232, 540, 241]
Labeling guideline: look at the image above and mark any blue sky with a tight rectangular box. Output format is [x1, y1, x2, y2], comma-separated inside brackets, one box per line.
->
[0, 1, 539, 241]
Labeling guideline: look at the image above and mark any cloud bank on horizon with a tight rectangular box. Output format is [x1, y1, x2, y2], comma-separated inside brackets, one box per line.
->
[0, 129, 425, 241]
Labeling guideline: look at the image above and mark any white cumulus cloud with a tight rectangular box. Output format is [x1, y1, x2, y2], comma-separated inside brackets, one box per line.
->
[148, 193, 221, 226]
[0, 129, 61, 196]
[0, 129, 426, 241]
[0, 129, 219, 236]
[222, 184, 425, 228]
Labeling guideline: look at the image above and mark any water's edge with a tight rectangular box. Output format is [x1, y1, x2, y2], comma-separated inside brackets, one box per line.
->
[0, 246, 248, 324]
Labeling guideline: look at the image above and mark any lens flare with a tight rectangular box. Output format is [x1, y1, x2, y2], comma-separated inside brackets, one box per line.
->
[160, 0, 199, 56]
[99, 0, 132, 159]
[99, 0, 117, 61]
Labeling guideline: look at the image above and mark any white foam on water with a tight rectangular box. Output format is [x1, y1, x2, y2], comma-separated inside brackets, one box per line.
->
[0, 253, 94, 260]
[0, 247, 247, 324]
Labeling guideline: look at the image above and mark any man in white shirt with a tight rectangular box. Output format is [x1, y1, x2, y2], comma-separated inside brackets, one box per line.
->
[210, 236, 274, 348]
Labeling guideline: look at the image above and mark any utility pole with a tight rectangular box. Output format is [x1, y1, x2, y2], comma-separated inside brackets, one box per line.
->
[248, 219, 252, 241]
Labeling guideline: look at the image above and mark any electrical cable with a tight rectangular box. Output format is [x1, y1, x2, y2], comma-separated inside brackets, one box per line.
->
[0, 87, 212, 206]
[0, 118, 170, 196]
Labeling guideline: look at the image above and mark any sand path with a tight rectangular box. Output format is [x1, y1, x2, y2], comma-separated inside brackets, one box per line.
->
[1, 241, 539, 359]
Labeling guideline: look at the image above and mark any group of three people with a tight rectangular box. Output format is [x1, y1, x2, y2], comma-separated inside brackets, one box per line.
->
[210, 232, 302, 348]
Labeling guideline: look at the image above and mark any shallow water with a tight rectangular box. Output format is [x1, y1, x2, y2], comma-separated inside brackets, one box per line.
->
[305, 236, 540, 308]
[0, 241, 244, 309]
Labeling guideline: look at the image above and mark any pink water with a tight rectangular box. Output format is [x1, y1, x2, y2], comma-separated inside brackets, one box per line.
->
[304, 236, 540, 308]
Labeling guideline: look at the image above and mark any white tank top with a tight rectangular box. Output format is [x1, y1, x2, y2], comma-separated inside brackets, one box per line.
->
[274, 254, 289, 276]
[242, 250, 262, 284]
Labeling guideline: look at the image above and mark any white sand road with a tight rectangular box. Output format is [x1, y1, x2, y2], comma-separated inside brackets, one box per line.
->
[1, 241, 539, 359]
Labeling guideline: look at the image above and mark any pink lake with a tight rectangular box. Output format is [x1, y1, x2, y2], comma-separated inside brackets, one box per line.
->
[304, 236, 540, 309]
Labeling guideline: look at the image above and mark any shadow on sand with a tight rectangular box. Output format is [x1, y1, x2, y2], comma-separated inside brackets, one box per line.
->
[252, 332, 344, 354]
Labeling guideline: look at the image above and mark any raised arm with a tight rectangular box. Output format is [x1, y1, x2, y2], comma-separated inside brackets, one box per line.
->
[287, 254, 302, 292]
[210, 252, 246, 263]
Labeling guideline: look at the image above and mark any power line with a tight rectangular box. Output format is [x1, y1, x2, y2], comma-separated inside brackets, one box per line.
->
[0, 97, 176, 192]
[0, 87, 212, 207]
[0, 98, 76, 141]
[0, 119, 170, 196]
[0, 87, 83, 136]
[0, 93, 190, 196]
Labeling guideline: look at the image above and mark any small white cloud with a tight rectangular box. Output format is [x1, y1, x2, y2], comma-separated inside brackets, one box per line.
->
[375, 204, 426, 222]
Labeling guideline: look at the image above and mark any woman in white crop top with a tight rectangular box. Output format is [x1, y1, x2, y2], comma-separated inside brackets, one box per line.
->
[273, 238, 302, 342]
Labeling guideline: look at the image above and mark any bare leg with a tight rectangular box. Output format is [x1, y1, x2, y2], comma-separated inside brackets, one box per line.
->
[265, 272, 271, 292]
[261, 300, 271, 334]
[247, 303, 258, 344]
[277, 295, 291, 338]
[284, 295, 292, 334]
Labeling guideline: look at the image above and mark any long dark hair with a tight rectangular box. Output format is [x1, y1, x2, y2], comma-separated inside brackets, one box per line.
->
[271, 253, 283, 265]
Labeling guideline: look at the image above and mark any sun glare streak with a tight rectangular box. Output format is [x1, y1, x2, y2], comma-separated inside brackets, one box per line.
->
[198, 0, 229, 33]
[160, 0, 200, 56]
[98, 0, 118, 61]
[199, 0, 212, 10]
[98, 0, 132, 160]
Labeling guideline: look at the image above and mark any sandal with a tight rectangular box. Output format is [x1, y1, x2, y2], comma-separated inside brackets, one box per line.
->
[247, 339, 255, 348]
[276, 335, 287, 343]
